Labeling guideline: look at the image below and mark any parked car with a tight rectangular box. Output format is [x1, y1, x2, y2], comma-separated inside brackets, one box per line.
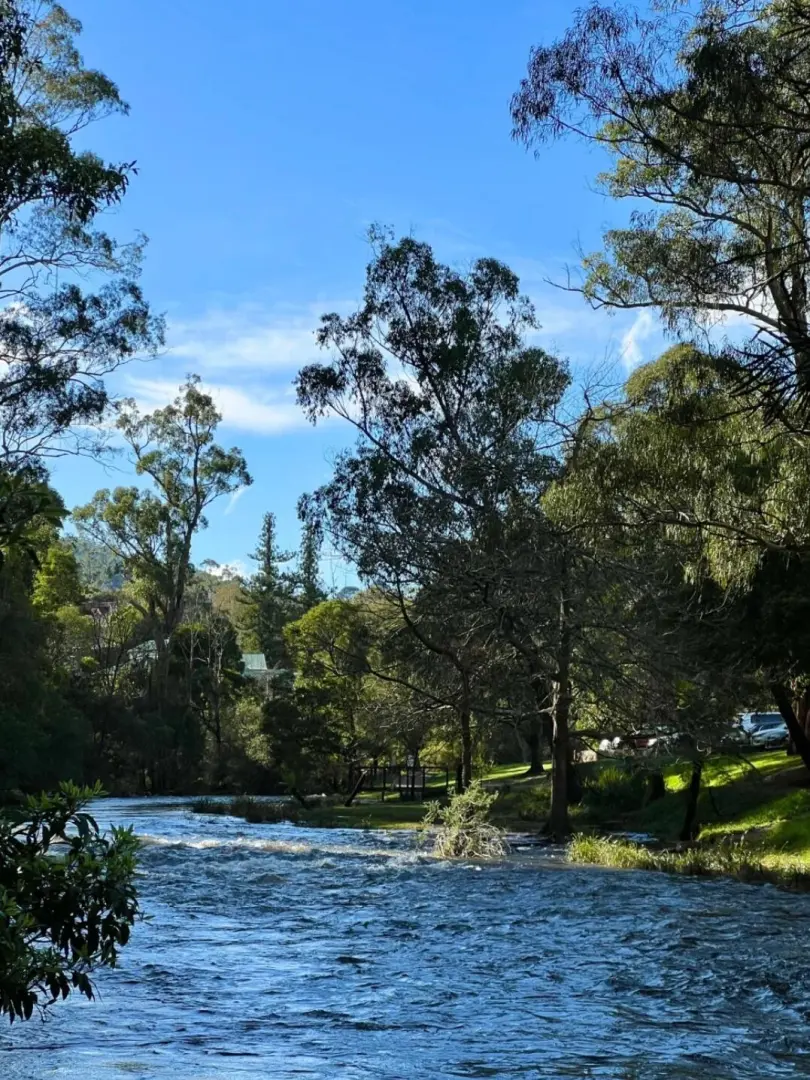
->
[749, 718, 789, 747]
[740, 711, 783, 736]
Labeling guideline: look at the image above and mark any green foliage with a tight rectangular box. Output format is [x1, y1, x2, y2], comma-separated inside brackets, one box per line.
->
[0, 496, 91, 794]
[74, 379, 251, 641]
[296, 517, 326, 613]
[512, 785, 550, 823]
[298, 229, 572, 802]
[263, 688, 341, 796]
[0, 782, 140, 1022]
[31, 538, 82, 617]
[423, 782, 510, 859]
[511, 1, 810, 408]
[0, 472, 65, 567]
[242, 511, 295, 663]
[582, 764, 648, 814]
[71, 380, 253, 792]
[0, 1, 163, 466]
[283, 598, 374, 773]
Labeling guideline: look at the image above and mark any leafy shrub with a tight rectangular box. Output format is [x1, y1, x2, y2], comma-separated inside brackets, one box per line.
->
[514, 786, 550, 822]
[1, 783, 140, 1022]
[582, 765, 648, 813]
[423, 782, 510, 859]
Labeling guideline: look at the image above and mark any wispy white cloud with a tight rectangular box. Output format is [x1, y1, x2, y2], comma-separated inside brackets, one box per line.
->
[125, 376, 309, 435]
[224, 485, 248, 515]
[167, 300, 353, 374]
[621, 311, 659, 369]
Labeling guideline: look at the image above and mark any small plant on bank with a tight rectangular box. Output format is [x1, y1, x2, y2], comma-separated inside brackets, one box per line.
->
[422, 782, 510, 859]
[569, 834, 659, 871]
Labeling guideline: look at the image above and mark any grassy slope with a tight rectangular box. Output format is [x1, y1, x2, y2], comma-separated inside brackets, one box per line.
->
[576, 751, 810, 870]
[474, 751, 810, 870]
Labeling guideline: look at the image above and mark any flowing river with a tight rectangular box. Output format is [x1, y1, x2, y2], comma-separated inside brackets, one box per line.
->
[3, 797, 810, 1079]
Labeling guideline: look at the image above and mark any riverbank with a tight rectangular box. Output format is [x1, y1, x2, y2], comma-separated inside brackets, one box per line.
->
[563, 750, 810, 884]
[567, 834, 810, 889]
[190, 793, 431, 830]
[188, 750, 810, 882]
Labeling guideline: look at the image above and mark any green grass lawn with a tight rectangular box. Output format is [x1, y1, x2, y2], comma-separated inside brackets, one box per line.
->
[299, 798, 429, 830]
[478, 761, 544, 785]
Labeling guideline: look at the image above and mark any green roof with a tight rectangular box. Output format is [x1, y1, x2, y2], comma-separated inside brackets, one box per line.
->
[241, 653, 268, 673]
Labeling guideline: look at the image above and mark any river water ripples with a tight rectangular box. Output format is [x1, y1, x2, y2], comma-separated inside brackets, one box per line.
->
[3, 797, 810, 1079]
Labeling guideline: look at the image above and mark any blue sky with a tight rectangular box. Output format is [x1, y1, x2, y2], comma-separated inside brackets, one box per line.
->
[53, 0, 665, 585]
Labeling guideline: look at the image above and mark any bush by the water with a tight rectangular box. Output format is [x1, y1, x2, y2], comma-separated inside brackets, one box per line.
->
[423, 782, 510, 859]
[191, 796, 300, 824]
[582, 765, 648, 813]
[513, 785, 550, 822]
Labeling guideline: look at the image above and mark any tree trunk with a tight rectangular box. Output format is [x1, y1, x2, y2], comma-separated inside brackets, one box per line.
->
[772, 683, 810, 771]
[549, 698, 570, 839]
[525, 713, 544, 776]
[459, 690, 473, 790]
[679, 760, 703, 843]
[566, 756, 583, 805]
[290, 787, 311, 810]
[527, 677, 550, 776]
[647, 771, 666, 802]
[344, 769, 368, 807]
[796, 687, 810, 741]
[549, 576, 572, 840]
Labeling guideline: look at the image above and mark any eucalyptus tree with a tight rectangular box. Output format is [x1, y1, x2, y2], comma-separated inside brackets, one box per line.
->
[511, 0, 810, 416]
[0, 0, 162, 470]
[297, 228, 578, 828]
[74, 378, 251, 689]
[550, 343, 810, 765]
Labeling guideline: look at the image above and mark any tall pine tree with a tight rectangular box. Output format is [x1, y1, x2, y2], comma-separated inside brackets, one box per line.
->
[246, 512, 294, 667]
[296, 517, 326, 614]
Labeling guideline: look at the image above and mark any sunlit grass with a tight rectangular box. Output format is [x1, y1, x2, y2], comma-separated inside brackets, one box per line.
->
[479, 761, 545, 784]
[569, 833, 810, 886]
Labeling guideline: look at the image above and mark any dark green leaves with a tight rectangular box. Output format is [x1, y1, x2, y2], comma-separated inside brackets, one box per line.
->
[0, 781, 140, 1023]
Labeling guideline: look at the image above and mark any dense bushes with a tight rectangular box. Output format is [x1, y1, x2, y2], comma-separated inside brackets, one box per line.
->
[582, 764, 649, 814]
